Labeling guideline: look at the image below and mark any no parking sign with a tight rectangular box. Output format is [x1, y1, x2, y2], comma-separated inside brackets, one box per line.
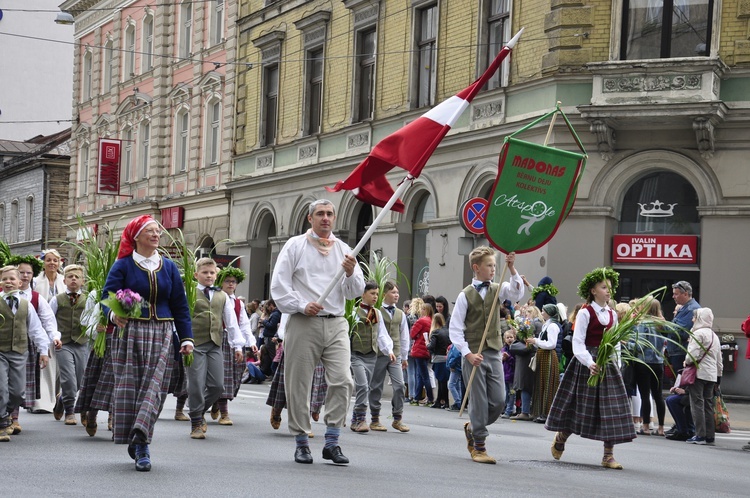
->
[460, 197, 489, 235]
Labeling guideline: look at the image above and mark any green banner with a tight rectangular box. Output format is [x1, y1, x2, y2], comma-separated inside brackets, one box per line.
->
[484, 137, 584, 254]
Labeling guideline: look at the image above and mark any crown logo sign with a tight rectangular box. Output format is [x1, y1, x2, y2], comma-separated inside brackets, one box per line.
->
[637, 200, 677, 218]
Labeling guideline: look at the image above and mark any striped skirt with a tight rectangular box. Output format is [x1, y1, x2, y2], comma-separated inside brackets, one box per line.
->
[310, 363, 328, 415]
[545, 358, 635, 444]
[75, 333, 116, 414]
[531, 349, 559, 419]
[219, 332, 242, 399]
[266, 353, 286, 411]
[24, 340, 39, 408]
[112, 320, 174, 445]
[266, 353, 327, 415]
[168, 358, 187, 397]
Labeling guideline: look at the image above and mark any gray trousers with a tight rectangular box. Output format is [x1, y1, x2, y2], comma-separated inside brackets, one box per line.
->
[351, 351, 377, 413]
[58, 342, 87, 412]
[369, 354, 405, 416]
[284, 314, 353, 436]
[0, 351, 27, 423]
[462, 349, 505, 441]
[187, 342, 224, 419]
[688, 378, 715, 440]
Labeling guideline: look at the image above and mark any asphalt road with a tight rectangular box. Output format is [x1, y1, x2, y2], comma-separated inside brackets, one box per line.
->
[7, 383, 750, 497]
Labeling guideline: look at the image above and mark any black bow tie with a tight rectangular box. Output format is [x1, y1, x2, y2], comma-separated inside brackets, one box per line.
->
[474, 281, 490, 291]
[384, 305, 395, 313]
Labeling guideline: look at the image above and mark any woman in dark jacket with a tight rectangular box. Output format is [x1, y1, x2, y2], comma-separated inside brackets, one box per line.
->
[533, 276, 558, 311]
[428, 313, 451, 409]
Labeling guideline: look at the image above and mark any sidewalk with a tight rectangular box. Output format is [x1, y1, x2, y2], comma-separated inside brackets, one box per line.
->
[724, 400, 750, 432]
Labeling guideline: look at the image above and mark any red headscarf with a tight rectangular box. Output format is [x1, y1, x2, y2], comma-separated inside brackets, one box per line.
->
[117, 215, 158, 259]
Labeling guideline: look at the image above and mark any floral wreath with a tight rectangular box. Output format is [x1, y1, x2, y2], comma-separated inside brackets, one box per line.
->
[6, 254, 44, 277]
[531, 283, 559, 300]
[577, 267, 620, 301]
[217, 266, 246, 286]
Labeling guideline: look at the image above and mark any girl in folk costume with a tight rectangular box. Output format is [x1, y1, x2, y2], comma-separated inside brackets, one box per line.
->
[210, 266, 258, 425]
[102, 215, 194, 471]
[545, 268, 635, 470]
[32, 249, 66, 413]
[526, 303, 561, 424]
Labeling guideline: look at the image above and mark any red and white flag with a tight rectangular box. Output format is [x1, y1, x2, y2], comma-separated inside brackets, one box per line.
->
[327, 29, 524, 213]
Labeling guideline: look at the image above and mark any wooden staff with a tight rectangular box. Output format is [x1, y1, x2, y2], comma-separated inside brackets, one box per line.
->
[459, 262, 510, 418]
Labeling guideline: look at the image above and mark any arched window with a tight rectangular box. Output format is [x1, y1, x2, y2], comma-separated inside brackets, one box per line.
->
[142, 14, 154, 71]
[124, 23, 136, 78]
[205, 98, 221, 166]
[619, 171, 699, 235]
[174, 108, 190, 173]
[82, 50, 93, 101]
[25, 195, 34, 241]
[102, 38, 114, 93]
[411, 192, 436, 297]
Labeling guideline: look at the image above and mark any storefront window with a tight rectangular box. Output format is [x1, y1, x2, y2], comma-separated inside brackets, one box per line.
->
[411, 193, 436, 297]
[619, 172, 699, 234]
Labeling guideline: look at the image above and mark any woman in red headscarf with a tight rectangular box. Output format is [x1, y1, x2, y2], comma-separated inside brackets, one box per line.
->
[102, 215, 194, 472]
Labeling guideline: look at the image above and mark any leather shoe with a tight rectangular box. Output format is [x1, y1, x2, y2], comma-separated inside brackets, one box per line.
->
[665, 431, 690, 441]
[322, 445, 349, 465]
[294, 446, 313, 464]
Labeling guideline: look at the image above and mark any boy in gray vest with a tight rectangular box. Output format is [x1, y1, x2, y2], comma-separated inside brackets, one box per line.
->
[350, 281, 394, 433]
[49, 264, 93, 425]
[448, 248, 524, 464]
[369, 281, 410, 432]
[0, 266, 50, 441]
[188, 258, 244, 439]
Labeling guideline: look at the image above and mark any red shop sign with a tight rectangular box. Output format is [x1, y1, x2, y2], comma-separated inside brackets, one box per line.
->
[612, 234, 698, 264]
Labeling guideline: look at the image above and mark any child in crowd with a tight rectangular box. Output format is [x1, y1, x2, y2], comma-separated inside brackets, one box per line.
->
[350, 281, 395, 433]
[449, 247, 524, 464]
[500, 330, 516, 418]
[187, 258, 244, 439]
[0, 266, 50, 441]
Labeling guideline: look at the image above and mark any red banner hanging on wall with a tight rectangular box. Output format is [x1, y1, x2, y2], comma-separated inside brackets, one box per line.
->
[97, 138, 121, 195]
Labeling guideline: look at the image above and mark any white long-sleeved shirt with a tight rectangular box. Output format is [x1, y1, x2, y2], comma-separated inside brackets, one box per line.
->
[449, 273, 525, 356]
[227, 294, 253, 347]
[381, 304, 410, 359]
[48, 288, 100, 339]
[371, 309, 394, 355]
[1, 291, 49, 355]
[270, 233, 364, 316]
[197, 284, 244, 351]
[17, 287, 60, 342]
[536, 320, 560, 350]
[572, 302, 618, 368]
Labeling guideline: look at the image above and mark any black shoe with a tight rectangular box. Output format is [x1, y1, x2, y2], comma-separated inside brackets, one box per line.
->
[664, 427, 677, 437]
[665, 432, 690, 441]
[533, 417, 546, 424]
[134, 444, 151, 472]
[322, 445, 349, 465]
[294, 446, 313, 464]
[706, 437, 715, 445]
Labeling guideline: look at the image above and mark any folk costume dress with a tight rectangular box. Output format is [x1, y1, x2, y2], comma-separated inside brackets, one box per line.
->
[544, 303, 635, 444]
[530, 316, 560, 421]
[102, 217, 193, 446]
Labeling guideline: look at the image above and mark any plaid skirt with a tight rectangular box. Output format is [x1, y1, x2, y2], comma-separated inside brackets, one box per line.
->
[75, 333, 116, 413]
[168, 357, 187, 397]
[219, 332, 242, 399]
[24, 339, 39, 408]
[531, 349, 559, 419]
[112, 320, 174, 445]
[266, 353, 327, 415]
[545, 358, 635, 444]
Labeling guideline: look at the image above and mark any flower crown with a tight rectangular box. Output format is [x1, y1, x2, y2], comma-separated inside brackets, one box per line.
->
[577, 267, 620, 300]
[531, 283, 559, 299]
[217, 266, 246, 285]
[6, 254, 44, 277]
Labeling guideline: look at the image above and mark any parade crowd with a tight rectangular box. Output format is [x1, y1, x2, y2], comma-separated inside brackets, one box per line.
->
[0, 200, 744, 471]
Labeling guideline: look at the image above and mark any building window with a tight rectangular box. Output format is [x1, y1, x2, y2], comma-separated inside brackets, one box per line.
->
[210, 0, 225, 46]
[139, 121, 150, 179]
[123, 127, 133, 183]
[0, 204, 5, 239]
[305, 48, 324, 135]
[620, 0, 713, 59]
[175, 110, 189, 172]
[24, 196, 34, 241]
[124, 23, 136, 78]
[9, 201, 19, 244]
[82, 51, 93, 101]
[79, 143, 89, 196]
[205, 99, 221, 166]
[487, 0, 511, 89]
[180, 1, 193, 58]
[262, 64, 279, 146]
[142, 15, 154, 71]
[355, 27, 376, 122]
[415, 4, 437, 108]
[620, 171, 699, 235]
[411, 193, 436, 297]
[103, 39, 114, 92]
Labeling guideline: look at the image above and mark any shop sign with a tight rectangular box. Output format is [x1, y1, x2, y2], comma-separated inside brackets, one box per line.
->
[612, 235, 698, 264]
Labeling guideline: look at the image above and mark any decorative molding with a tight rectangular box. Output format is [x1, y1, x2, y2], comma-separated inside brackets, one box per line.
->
[472, 100, 503, 121]
[590, 119, 616, 161]
[298, 144, 317, 160]
[693, 117, 715, 159]
[304, 27, 327, 46]
[347, 131, 370, 150]
[256, 154, 273, 170]
[602, 74, 702, 93]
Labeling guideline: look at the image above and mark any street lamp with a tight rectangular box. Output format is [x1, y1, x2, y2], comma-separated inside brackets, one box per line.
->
[55, 11, 75, 25]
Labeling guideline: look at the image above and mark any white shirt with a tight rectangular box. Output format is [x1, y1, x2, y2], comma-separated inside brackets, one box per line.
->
[197, 284, 244, 351]
[1, 291, 49, 355]
[17, 287, 60, 342]
[133, 251, 161, 271]
[48, 288, 99, 339]
[382, 303, 410, 358]
[536, 319, 560, 350]
[270, 233, 364, 316]
[227, 294, 253, 347]
[572, 302, 618, 368]
[449, 273, 525, 356]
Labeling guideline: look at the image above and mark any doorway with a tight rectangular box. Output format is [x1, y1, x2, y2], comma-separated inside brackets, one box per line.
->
[616, 269, 700, 319]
